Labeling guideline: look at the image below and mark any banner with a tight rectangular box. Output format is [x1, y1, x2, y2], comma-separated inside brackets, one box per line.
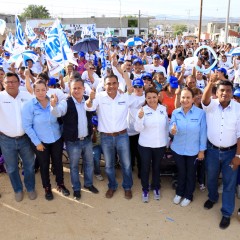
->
[0, 19, 6, 35]
[14, 15, 27, 54]
[25, 21, 37, 41]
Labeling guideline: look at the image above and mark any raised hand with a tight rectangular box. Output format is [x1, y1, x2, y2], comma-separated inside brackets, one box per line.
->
[50, 94, 58, 107]
[138, 107, 144, 119]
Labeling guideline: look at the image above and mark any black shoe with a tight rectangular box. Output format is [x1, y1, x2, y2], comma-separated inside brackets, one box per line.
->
[45, 187, 53, 201]
[204, 199, 215, 209]
[84, 185, 99, 194]
[219, 216, 230, 229]
[73, 191, 81, 200]
[57, 184, 70, 196]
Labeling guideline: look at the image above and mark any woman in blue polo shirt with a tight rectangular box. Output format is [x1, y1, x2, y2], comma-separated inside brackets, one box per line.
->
[22, 79, 70, 201]
[170, 87, 207, 207]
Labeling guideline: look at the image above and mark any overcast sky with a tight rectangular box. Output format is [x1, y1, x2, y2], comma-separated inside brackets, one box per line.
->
[1, 0, 239, 19]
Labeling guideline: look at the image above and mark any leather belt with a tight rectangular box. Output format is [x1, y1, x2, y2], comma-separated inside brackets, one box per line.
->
[101, 129, 127, 137]
[0, 132, 26, 140]
[208, 141, 237, 151]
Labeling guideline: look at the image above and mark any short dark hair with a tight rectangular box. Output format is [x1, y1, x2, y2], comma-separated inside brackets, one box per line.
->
[37, 72, 49, 82]
[70, 78, 84, 87]
[104, 74, 118, 83]
[216, 80, 233, 90]
[4, 72, 20, 82]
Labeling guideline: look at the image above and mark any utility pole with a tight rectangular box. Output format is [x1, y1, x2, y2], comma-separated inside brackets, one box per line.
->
[119, 0, 122, 36]
[198, 0, 203, 43]
[138, 10, 140, 36]
[224, 0, 231, 43]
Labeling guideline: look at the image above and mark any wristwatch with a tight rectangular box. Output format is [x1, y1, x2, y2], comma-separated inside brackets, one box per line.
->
[235, 154, 240, 158]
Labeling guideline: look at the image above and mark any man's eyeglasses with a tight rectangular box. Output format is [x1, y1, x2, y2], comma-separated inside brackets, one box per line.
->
[133, 85, 143, 89]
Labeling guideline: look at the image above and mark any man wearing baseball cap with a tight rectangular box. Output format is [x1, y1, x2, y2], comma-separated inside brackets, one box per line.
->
[144, 54, 167, 78]
[132, 58, 143, 79]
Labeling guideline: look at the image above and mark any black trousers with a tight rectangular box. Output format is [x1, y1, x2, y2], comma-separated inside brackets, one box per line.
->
[129, 134, 141, 172]
[172, 151, 197, 201]
[31, 137, 64, 188]
[138, 145, 165, 191]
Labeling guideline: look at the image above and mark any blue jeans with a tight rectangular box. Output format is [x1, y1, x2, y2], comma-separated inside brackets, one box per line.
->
[100, 132, 133, 190]
[0, 134, 35, 193]
[65, 136, 93, 191]
[93, 145, 103, 175]
[206, 142, 238, 217]
[172, 151, 197, 201]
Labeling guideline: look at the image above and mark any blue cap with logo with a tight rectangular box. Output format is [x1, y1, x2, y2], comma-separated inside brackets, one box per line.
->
[145, 47, 153, 53]
[78, 51, 85, 57]
[217, 67, 227, 75]
[133, 58, 143, 65]
[153, 54, 161, 59]
[48, 77, 57, 86]
[167, 76, 178, 89]
[132, 78, 144, 87]
[141, 72, 152, 80]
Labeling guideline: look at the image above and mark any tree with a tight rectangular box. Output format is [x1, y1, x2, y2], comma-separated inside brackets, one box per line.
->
[173, 24, 187, 36]
[20, 5, 51, 20]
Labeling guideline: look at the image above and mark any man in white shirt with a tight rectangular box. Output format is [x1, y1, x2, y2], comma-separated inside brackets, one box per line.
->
[85, 74, 143, 199]
[202, 77, 240, 229]
[0, 72, 36, 202]
[144, 54, 167, 77]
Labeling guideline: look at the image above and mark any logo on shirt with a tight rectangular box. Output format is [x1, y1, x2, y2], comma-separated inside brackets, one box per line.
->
[118, 101, 126, 105]
[145, 112, 152, 116]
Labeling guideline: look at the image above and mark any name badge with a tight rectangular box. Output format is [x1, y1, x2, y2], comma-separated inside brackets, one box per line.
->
[118, 101, 126, 105]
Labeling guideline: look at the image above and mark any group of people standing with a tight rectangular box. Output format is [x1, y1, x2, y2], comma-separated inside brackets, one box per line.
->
[0, 37, 240, 231]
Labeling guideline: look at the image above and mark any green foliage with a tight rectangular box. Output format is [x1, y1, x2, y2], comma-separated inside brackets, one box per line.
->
[173, 24, 187, 36]
[20, 5, 51, 20]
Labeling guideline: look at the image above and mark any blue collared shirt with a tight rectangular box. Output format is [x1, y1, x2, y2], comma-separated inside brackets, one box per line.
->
[169, 105, 207, 156]
[22, 97, 61, 146]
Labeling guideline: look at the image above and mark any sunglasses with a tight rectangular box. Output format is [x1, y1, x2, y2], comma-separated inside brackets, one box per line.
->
[142, 77, 152, 80]
[90, 67, 95, 70]
[133, 85, 143, 89]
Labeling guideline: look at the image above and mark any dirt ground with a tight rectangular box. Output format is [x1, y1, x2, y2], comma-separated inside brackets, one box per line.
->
[0, 163, 240, 240]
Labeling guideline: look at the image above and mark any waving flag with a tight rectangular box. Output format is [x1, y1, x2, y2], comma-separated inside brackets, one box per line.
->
[99, 35, 107, 77]
[14, 15, 27, 54]
[45, 19, 77, 75]
[0, 19, 6, 35]
[25, 21, 37, 41]
[8, 32, 15, 44]
[0, 57, 4, 67]
[3, 34, 13, 53]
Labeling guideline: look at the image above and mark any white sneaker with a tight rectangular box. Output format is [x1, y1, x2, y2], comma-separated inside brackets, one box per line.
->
[95, 174, 104, 181]
[180, 198, 191, 207]
[142, 191, 149, 203]
[153, 189, 160, 200]
[173, 195, 182, 205]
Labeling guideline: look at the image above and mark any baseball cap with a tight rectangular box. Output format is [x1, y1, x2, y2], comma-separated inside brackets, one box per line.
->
[4, 52, 10, 57]
[48, 77, 57, 86]
[78, 51, 85, 57]
[133, 58, 143, 65]
[217, 68, 227, 75]
[91, 116, 98, 126]
[167, 76, 178, 89]
[132, 78, 144, 87]
[153, 54, 160, 59]
[118, 58, 124, 63]
[141, 72, 152, 80]
[145, 47, 153, 53]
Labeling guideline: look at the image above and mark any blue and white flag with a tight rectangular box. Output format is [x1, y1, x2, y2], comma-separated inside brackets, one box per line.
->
[0, 57, 4, 67]
[8, 32, 15, 44]
[0, 19, 6, 35]
[25, 21, 37, 41]
[90, 24, 96, 38]
[3, 34, 13, 53]
[14, 15, 27, 54]
[45, 19, 77, 75]
[99, 35, 107, 77]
